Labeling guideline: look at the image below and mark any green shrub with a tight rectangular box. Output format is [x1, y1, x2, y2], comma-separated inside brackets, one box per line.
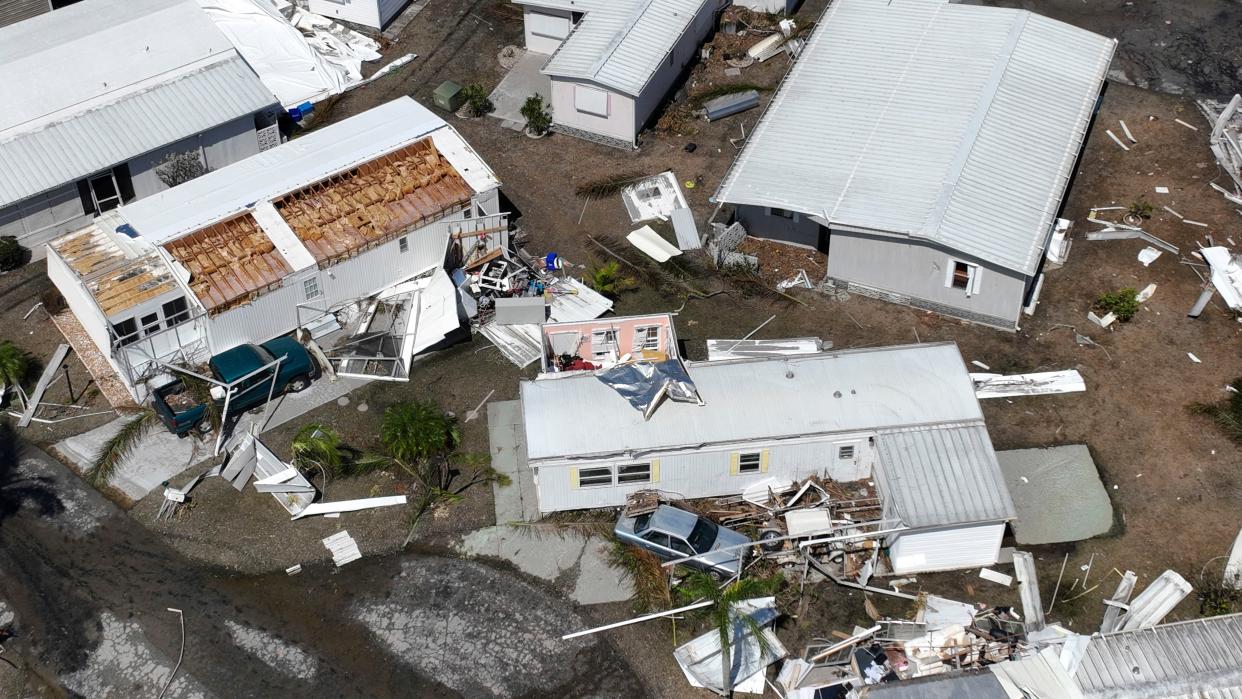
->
[520, 94, 551, 135]
[1095, 288, 1140, 321]
[1128, 198, 1154, 220]
[0, 236, 25, 271]
[461, 84, 494, 117]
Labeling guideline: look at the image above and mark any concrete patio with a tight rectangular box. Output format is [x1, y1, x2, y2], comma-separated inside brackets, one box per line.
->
[488, 49, 550, 131]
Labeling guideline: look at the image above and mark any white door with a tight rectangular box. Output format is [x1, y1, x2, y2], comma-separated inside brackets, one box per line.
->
[830, 439, 867, 480]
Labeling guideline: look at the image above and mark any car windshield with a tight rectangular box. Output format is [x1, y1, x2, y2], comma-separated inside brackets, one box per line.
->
[687, 518, 718, 553]
[633, 513, 652, 534]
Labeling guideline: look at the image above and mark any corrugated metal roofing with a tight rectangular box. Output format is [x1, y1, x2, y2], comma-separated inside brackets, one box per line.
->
[116, 97, 500, 245]
[0, 56, 277, 209]
[1075, 613, 1242, 698]
[541, 0, 712, 96]
[873, 423, 1016, 527]
[713, 0, 1115, 275]
[521, 341, 982, 462]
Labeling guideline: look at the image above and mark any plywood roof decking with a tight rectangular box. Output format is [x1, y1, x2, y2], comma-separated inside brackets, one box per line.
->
[163, 213, 291, 313]
[50, 226, 177, 318]
[275, 139, 473, 264]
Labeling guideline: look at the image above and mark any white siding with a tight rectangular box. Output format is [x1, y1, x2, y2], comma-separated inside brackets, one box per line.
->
[308, 0, 381, 28]
[206, 283, 303, 354]
[46, 247, 111, 357]
[534, 433, 876, 513]
[0, 184, 90, 259]
[524, 7, 573, 55]
[887, 522, 1005, 575]
[549, 79, 637, 143]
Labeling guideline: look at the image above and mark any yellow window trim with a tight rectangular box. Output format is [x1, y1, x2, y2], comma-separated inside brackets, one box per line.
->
[729, 452, 740, 476]
[569, 467, 579, 489]
[651, 459, 660, 483]
[760, 449, 770, 473]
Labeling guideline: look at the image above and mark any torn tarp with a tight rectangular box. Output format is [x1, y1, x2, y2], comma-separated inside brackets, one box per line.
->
[596, 359, 704, 420]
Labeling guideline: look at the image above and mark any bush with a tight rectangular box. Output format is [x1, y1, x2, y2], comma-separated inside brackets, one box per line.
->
[0, 237, 25, 271]
[461, 84, 494, 117]
[1128, 198, 1154, 220]
[520, 94, 551, 135]
[155, 151, 208, 188]
[1095, 288, 1140, 321]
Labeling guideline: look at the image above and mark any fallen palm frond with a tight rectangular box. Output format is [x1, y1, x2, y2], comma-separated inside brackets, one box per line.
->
[1189, 379, 1242, 444]
[575, 171, 649, 200]
[610, 541, 674, 613]
[689, 83, 769, 109]
[87, 408, 159, 487]
[586, 234, 712, 299]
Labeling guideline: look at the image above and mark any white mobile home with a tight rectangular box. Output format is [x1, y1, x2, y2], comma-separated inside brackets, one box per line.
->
[47, 97, 504, 401]
[516, 341, 1017, 574]
[515, 0, 724, 148]
[713, 0, 1115, 329]
[307, 0, 410, 30]
[0, 0, 281, 258]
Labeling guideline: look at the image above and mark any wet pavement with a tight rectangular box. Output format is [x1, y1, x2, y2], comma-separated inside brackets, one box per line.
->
[0, 440, 640, 697]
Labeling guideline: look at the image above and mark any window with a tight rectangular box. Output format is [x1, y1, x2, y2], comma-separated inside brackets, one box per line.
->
[574, 85, 609, 117]
[669, 536, 694, 555]
[162, 297, 190, 326]
[302, 276, 322, 300]
[738, 452, 762, 474]
[838, 445, 856, 460]
[577, 466, 613, 488]
[946, 259, 983, 295]
[398, 236, 409, 254]
[687, 518, 719, 552]
[768, 207, 796, 220]
[642, 531, 670, 548]
[591, 329, 618, 361]
[617, 463, 651, 484]
[633, 326, 660, 352]
[111, 318, 138, 347]
[140, 313, 160, 336]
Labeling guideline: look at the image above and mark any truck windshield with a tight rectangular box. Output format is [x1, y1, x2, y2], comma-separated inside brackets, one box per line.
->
[687, 518, 718, 553]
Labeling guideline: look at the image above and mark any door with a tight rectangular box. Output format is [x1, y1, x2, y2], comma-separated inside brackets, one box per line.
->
[89, 172, 122, 213]
[831, 439, 867, 480]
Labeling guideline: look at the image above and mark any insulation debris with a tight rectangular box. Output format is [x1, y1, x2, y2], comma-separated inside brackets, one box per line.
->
[971, 370, 1086, 399]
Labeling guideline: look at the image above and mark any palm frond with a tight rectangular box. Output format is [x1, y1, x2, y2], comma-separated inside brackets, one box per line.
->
[574, 171, 649, 199]
[609, 542, 673, 612]
[87, 409, 159, 487]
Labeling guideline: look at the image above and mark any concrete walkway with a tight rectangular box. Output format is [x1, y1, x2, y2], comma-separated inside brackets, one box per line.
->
[488, 400, 540, 523]
[54, 376, 369, 500]
[488, 49, 550, 131]
[457, 526, 633, 606]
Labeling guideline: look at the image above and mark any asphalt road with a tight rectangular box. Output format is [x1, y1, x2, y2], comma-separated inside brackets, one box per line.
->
[0, 438, 641, 698]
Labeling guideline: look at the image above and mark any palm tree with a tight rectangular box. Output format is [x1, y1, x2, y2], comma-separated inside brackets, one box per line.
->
[0, 341, 32, 408]
[675, 571, 782, 697]
[363, 400, 507, 546]
[291, 423, 365, 492]
[586, 261, 637, 298]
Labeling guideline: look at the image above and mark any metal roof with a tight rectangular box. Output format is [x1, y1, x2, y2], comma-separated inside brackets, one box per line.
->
[116, 97, 500, 245]
[0, 56, 276, 209]
[521, 341, 983, 462]
[713, 0, 1115, 275]
[0, 0, 277, 208]
[540, 0, 712, 96]
[1074, 613, 1242, 698]
[873, 423, 1016, 528]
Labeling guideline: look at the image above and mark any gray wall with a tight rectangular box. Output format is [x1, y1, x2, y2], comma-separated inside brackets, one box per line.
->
[128, 116, 261, 200]
[733, 204, 827, 250]
[826, 230, 1028, 329]
[0, 183, 89, 258]
[632, 0, 720, 134]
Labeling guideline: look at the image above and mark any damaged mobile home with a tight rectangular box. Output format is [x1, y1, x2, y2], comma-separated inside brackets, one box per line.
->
[513, 341, 1017, 574]
[47, 97, 504, 401]
[712, 0, 1116, 329]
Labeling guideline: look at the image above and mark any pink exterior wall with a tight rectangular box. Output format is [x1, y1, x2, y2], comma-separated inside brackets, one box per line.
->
[542, 314, 676, 369]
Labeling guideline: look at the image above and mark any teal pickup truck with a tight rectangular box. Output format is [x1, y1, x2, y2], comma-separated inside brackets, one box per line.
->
[152, 337, 318, 436]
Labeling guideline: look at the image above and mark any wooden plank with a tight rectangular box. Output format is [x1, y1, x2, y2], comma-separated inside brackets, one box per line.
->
[18, 344, 70, 427]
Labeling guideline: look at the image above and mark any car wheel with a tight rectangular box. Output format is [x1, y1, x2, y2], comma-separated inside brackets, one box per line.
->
[287, 374, 311, 393]
[758, 528, 783, 552]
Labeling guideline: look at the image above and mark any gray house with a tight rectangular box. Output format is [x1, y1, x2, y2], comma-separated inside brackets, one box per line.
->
[0, 0, 281, 258]
[515, 341, 1017, 574]
[713, 0, 1116, 330]
[516, 0, 725, 148]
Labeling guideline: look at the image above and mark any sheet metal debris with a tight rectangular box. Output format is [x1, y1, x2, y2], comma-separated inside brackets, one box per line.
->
[971, 370, 1085, 398]
[621, 172, 688, 223]
[1115, 570, 1192, 631]
[595, 359, 704, 420]
[706, 337, 826, 361]
[627, 225, 682, 262]
[1202, 246, 1242, 310]
[293, 495, 407, 520]
[674, 597, 786, 695]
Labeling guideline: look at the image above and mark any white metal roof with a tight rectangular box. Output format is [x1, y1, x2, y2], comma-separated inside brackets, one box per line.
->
[540, 0, 712, 96]
[873, 423, 1016, 528]
[713, 0, 1115, 275]
[0, 0, 276, 208]
[1074, 614, 1242, 698]
[116, 97, 501, 245]
[521, 341, 983, 462]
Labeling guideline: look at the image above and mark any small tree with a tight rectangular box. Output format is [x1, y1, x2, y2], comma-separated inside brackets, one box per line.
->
[0, 236, 25, 271]
[461, 84, 494, 118]
[520, 94, 551, 135]
[675, 571, 782, 697]
[291, 423, 365, 488]
[155, 151, 208, 189]
[1095, 288, 1140, 321]
[361, 400, 508, 546]
[586, 260, 638, 298]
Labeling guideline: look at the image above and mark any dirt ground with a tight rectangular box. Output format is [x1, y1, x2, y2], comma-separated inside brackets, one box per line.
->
[7, 0, 1242, 694]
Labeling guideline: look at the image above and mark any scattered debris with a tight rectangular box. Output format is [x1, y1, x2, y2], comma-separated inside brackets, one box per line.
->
[979, 568, 1013, 587]
[1188, 352, 1202, 363]
[1184, 219, 1210, 228]
[971, 360, 991, 370]
[627, 225, 682, 263]
[1136, 283, 1157, 302]
[1119, 119, 1137, 142]
[673, 597, 786, 695]
[285, 564, 302, 576]
[671, 207, 702, 251]
[706, 337, 827, 362]
[1201, 247, 1242, 310]
[620, 172, 689, 223]
[1162, 205, 1184, 218]
[1115, 570, 1192, 631]
[776, 269, 813, 291]
[293, 495, 408, 520]
[1088, 311, 1117, 328]
[1174, 117, 1199, 131]
[322, 530, 362, 567]
[1012, 551, 1045, 631]
[1138, 246, 1162, 266]
[1105, 129, 1130, 150]
[971, 370, 1085, 399]
[1101, 570, 1137, 633]
[1154, 186, 1169, 194]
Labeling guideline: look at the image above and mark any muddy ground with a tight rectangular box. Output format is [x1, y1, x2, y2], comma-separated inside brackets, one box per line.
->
[5, 0, 1242, 695]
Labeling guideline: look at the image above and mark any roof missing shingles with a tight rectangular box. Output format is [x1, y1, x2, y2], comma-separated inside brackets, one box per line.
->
[162, 213, 291, 314]
[274, 138, 472, 265]
[50, 225, 178, 318]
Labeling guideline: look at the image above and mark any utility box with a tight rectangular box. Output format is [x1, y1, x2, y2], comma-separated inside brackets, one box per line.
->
[433, 81, 465, 112]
